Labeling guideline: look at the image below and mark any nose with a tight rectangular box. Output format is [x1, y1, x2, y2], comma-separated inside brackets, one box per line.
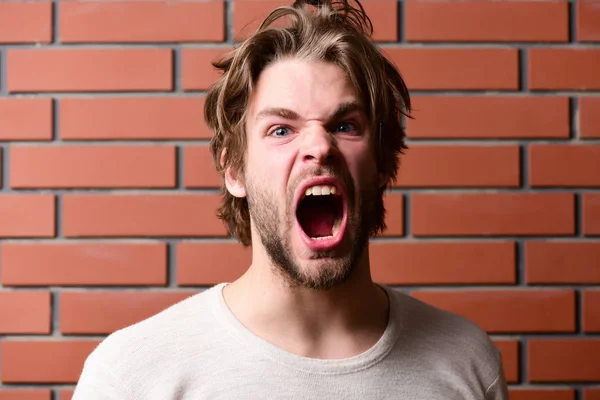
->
[300, 126, 337, 165]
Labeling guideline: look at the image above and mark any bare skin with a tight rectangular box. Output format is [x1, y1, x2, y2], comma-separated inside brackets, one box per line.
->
[222, 58, 389, 359]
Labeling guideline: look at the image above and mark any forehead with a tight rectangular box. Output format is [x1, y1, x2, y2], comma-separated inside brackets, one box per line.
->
[248, 59, 360, 121]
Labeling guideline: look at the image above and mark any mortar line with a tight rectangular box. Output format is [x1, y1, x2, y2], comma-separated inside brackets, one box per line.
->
[5, 236, 600, 244]
[173, 48, 181, 93]
[8, 187, 600, 194]
[2, 42, 600, 49]
[55, 195, 63, 239]
[519, 48, 528, 92]
[518, 339, 526, 385]
[52, 98, 59, 141]
[52, 0, 59, 44]
[575, 193, 583, 238]
[0, 146, 5, 191]
[576, 289, 583, 335]
[168, 241, 178, 288]
[225, 0, 234, 44]
[397, 0, 404, 43]
[6, 138, 600, 146]
[176, 146, 184, 190]
[1, 143, 10, 192]
[570, 97, 578, 140]
[402, 192, 411, 238]
[569, 0, 577, 43]
[2, 284, 600, 293]
[51, 291, 60, 336]
[7, 91, 600, 98]
[516, 241, 525, 286]
[520, 143, 529, 189]
[0, 46, 7, 96]
[569, 96, 581, 140]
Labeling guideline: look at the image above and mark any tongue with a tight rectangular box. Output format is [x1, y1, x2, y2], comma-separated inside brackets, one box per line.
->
[302, 205, 335, 238]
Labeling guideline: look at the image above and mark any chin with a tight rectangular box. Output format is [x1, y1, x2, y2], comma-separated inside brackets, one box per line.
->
[273, 235, 358, 291]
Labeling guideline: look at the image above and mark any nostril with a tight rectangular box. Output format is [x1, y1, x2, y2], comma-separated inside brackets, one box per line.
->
[303, 153, 335, 162]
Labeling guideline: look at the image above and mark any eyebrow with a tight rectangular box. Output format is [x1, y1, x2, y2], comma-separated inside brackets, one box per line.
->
[254, 101, 364, 123]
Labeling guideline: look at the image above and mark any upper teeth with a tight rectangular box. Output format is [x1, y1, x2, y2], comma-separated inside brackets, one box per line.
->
[304, 185, 338, 197]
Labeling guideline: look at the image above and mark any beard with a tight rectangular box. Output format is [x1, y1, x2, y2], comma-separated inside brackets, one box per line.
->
[245, 167, 381, 291]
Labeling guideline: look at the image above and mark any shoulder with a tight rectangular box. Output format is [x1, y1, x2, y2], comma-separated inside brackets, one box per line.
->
[76, 285, 226, 392]
[385, 287, 505, 394]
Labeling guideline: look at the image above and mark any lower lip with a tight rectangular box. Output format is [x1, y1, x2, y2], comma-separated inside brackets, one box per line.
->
[295, 203, 348, 252]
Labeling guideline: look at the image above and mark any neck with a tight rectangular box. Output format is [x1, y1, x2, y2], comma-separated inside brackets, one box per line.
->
[222, 244, 390, 359]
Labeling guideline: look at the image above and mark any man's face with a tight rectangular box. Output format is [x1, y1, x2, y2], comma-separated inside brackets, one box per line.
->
[240, 58, 381, 290]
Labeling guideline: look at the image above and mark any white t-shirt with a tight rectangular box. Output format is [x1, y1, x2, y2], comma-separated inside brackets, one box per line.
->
[73, 283, 508, 399]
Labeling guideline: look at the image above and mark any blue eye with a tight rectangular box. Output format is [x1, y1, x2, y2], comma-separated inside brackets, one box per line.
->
[335, 122, 357, 133]
[271, 127, 291, 137]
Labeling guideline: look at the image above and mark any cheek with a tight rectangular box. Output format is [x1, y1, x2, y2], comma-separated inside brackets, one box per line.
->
[247, 145, 294, 195]
[341, 142, 378, 184]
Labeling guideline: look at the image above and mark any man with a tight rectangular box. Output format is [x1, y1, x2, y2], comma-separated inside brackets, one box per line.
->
[73, 0, 508, 398]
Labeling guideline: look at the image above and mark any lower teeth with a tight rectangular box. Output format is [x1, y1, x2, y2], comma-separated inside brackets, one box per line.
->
[312, 235, 333, 240]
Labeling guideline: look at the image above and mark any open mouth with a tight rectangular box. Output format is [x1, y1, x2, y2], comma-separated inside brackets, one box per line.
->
[296, 184, 344, 240]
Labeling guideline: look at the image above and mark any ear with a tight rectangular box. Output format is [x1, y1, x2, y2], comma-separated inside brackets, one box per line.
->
[221, 148, 246, 198]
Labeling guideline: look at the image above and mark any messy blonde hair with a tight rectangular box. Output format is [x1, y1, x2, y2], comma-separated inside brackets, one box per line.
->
[204, 0, 411, 246]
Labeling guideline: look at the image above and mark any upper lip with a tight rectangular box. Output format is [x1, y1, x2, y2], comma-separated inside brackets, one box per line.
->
[293, 176, 346, 211]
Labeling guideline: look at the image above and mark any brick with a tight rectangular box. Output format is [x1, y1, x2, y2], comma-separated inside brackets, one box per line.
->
[405, 1, 567, 42]
[57, 390, 74, 400]
[0, 195, 55, 238]
[577, 1, 600, 41]
[0, 98, 53, 140]
[184, 145, 222, 188]
[407, 96, 569, 139]
[10, 145, 176, 189]
[60, 0, 224, 42]
[233, 0, 398, 42]
[493, 340, 519, 383]
[411, 193, 574, 236]
[62, 194, 227, 237]
[528, 339, 600, 381]
[370, 241, 515, 285]
[583, 290, 600, 333]
[529, 49, 600, 90]
[526, 241, 600, 284]
[1, 340, 99, 383]
[585, 389, 600, 400]
[0, 291, 50, 334]
[580, 97, 600, 139]
[385, 48, 518, 90]
[395, 145, 520, 187]
[182, 48, 231, 91]
[177, 242, 251, 285]
[0, 2, 52, 44]
[60, 97, 210, 140]
[381, 194, 403, 236]
[583, 194, 600, 235]
[509, 389, 575, 400]
[411, 289, 575, 333]
[7, 48, 172, 92]
[1, 242, 166, 287]
[0, 149, 2, 187]
[0, 390, 51, 400]
[61, 291, 195, 334]
[530, 145, 600, 187]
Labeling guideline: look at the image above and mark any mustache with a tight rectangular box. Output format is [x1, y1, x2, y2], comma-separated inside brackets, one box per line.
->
[287, 166, 354, 199]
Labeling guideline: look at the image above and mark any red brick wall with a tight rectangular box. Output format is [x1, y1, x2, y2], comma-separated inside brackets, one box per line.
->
[0, 0, 599, 399]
